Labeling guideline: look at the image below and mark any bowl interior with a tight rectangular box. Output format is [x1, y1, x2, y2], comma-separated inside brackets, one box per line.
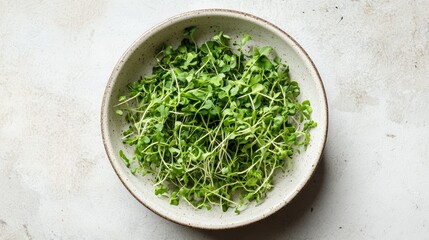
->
[102, 10, 327, 229]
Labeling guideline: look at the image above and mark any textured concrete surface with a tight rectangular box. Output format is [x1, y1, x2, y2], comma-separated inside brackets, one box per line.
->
[1, 0, 428, 239]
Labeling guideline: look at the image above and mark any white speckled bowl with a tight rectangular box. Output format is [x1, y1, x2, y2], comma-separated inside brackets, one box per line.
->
[101, 9, 328, 229]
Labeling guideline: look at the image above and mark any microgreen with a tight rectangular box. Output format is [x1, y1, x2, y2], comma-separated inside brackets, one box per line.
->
[116, 27, 317, 213]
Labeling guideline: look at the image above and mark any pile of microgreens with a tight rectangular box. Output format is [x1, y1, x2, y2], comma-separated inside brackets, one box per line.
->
[115, 27, 316, 213]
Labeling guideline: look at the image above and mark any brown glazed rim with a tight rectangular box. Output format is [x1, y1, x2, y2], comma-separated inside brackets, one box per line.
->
[101, 8, 329, 230]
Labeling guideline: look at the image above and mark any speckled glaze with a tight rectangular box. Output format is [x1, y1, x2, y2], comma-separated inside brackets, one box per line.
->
[101, 9, 328, 229]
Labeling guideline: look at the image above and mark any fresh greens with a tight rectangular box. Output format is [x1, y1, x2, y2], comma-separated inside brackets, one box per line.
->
[116, 27, 317, 213]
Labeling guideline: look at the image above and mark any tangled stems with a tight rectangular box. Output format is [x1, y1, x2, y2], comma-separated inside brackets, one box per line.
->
[116, 27, 317, 213]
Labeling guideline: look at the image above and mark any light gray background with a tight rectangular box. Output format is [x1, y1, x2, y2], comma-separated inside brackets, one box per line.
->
[1, 0, 428, 239]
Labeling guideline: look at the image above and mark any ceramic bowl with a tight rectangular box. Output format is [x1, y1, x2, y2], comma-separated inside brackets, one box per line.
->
[101, 9, 328, 229]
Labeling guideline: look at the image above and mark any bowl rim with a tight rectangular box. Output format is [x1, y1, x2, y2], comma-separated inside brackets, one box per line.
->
[101, 8, 329, 230]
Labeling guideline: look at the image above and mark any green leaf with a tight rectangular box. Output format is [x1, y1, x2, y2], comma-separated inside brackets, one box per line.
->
[246, 177, 258, 187]
[241, 33, 251, 46]
[256, 56, 273, 69]
[170, 191, 179, 205]
[157, 105, 169, 118]
[209, 75, 222, 86]
[230, 55, 237, 69]
[213, 31, 231, 45]
[184, 26, 197, 40]
[230, 86, 239, 96]
[273, 115, 284, 128]
[222, 109, 234, 116]
[259, 46, 272, 56]
[162, 45, 173, 56]
[155, 184, 168, 195]
[186, 52, 197, 63]
[182, 104, 198, 113]
[251, 83, 264, 93]
[143, 136, 151, 144]
[201, 100, 214, 109]
[115, 109, 123, 116]
[119, 150, 130, 167]
[221, 65, 231, 73]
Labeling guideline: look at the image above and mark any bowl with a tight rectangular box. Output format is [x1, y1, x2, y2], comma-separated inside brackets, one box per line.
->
[101, 9, 328, 229]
